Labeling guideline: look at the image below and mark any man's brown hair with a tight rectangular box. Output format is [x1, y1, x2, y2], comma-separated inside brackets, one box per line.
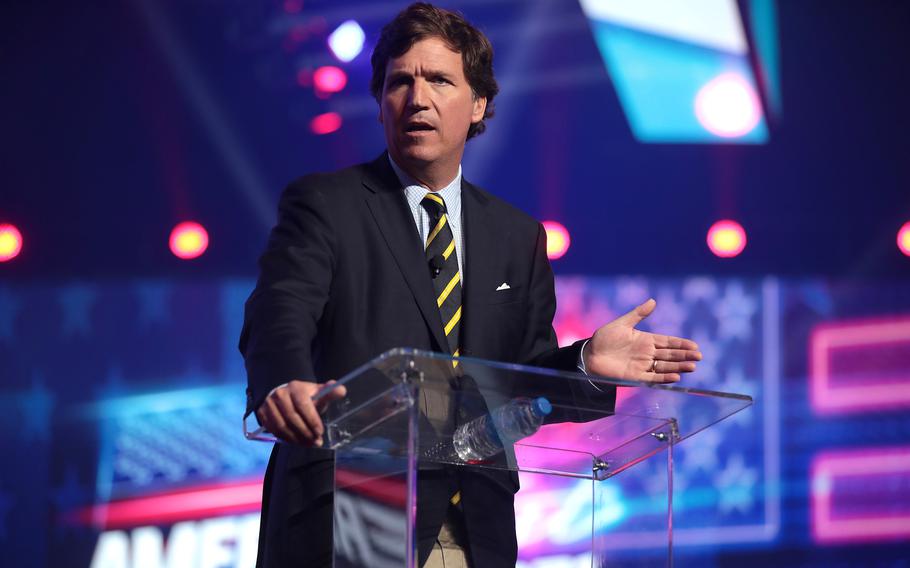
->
[370, 2, 499, 139]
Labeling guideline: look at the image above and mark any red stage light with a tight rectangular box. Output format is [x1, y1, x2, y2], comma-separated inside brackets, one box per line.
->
[313, 66, 347, 94]
[542, 221, 570, 260]
[310, 112, 342, 135]
[0, 224, 23, 262]
[898, 222, 910, 257]
[169, 222, 208, 260]
[707, 219, 747, 258]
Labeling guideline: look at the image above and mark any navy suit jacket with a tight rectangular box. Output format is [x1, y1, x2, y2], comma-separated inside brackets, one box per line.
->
[240, 153, 609, 567]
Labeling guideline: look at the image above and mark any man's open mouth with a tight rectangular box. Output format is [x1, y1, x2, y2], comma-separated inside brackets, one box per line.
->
[405, 122, 435, 132]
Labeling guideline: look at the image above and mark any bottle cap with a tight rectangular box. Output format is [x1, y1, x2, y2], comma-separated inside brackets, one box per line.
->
[532, 397, 552, 417]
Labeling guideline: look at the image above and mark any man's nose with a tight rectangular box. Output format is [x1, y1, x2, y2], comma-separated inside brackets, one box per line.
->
[407, 79, 430, 110]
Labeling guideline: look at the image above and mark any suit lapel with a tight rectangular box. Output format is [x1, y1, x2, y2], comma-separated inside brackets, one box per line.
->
[461, 180, 495, 358]
[362, 154, 449, 352]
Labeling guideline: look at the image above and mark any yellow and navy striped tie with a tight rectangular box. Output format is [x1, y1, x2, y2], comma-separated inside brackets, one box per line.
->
[421, 192, 464, 508]
[421, 193, 462, 368]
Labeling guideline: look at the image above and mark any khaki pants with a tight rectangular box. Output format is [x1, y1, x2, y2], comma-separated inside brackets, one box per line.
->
[423, 508, 472, 568]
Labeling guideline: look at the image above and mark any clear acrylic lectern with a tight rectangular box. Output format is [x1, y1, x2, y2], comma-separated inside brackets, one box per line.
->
[246, 348, 752, 567]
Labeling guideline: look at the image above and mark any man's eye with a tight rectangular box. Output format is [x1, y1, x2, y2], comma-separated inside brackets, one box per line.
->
[431, 77, 451, 85]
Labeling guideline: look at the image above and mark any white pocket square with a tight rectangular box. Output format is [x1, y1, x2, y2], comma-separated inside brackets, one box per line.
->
[496, 282, 511, 291]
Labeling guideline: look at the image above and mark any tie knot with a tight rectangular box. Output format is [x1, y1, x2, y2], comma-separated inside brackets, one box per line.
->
[421, 193, 447, 217]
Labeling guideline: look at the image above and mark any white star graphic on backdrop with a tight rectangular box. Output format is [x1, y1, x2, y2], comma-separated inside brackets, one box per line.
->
[554, 277, 588, 314]
[644, 288, 686, 337]
[643, 456, 689, 497]
[716, 365, 755, 427]
[136, 282, 173, 328]
[714, 282, 758, 341]
[615, 277, 650, 308]
[682, 277, 718, 302]
[59, 284, 96, 337]
[713, 453, 758, 514]
[681, 427, 721, 473]
[688, 327, 719, 384]
[0, 287, 21, 340]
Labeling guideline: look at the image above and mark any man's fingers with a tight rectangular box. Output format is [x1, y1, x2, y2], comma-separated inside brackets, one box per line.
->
[290, 391, 325, 445]
[614, 298, 657, 327]
[656, 335, 699, 351]
[652, 360, 697, 374]
[274, 392, 316, 443]
[654, 348, 702, 362]
[258, 399, 300, 445]
[314, 381, 347, 412]
[636, 372, 680, 384]
[650, 373, 681, 383]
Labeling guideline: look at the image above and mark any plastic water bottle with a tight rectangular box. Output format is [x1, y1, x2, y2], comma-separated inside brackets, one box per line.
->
[452, 397, 552, 461]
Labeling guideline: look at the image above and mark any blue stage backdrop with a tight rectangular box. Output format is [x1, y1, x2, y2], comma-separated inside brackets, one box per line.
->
[1, 277, 908, 567]
[3, 0, 910, 566]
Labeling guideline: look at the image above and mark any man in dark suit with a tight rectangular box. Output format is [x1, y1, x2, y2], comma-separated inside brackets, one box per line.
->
[240, 3, 702, 567]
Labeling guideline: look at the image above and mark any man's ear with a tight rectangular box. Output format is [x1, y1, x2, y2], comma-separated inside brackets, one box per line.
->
[471, 96, 487, 124]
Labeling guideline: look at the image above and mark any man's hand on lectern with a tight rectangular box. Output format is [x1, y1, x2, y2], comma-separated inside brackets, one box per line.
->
[583, 299, 702, 384]
[256, 380, 347, 446]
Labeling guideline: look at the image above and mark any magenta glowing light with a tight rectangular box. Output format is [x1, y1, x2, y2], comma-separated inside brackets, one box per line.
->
[809, 316, 910, 414]
[0, 223, 23, 262]
[169, 221, 209, 260]
[328, 20, 365, 63]
[313, 66, 347, 94]
[707, 219, 746, 258]
[310, 112, 342, 135]
[811, 447, 910, 543]
[694, 73, 762, 138]
[898, 221, 910, 257]
[542, 221, 570, 260]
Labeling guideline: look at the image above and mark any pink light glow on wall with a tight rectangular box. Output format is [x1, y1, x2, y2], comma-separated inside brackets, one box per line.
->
[809, 316, 910, 414]
[811, 446, 910, 544]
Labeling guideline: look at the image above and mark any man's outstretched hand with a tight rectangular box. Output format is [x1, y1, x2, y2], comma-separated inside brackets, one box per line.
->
[256, 380, 347, 446]
[584, 299, 702, 384]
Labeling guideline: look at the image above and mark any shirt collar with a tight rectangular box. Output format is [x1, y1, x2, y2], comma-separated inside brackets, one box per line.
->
[388, 154, 462, 207]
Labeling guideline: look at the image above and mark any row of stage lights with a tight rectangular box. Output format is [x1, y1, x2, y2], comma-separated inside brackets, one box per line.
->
[3, 220, 909, 264]
[298, 18, 762, 140]
[299, 19, 366, 135]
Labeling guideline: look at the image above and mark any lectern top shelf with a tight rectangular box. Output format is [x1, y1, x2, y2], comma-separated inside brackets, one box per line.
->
[313, 349, 752, 481]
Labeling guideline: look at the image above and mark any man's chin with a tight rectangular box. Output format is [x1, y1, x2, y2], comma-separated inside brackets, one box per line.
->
[397, 147, 439, 166]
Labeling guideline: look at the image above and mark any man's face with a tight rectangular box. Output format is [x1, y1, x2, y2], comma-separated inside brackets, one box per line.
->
[379, 36, 487, 180]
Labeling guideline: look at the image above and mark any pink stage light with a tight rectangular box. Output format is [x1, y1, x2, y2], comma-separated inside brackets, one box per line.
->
[313, 66, 347, 94]
[542, 221, 570, 260]
[898, 221, 910, 257]
[0, 223, 23, 262]
[694, 73, 762, 138]
[811, 446, 910, 543]
[809, 316, 910, 414]
[310, 112, 342, 135]
[707, 219, 746, 258]
[169, 221, 209, 260]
